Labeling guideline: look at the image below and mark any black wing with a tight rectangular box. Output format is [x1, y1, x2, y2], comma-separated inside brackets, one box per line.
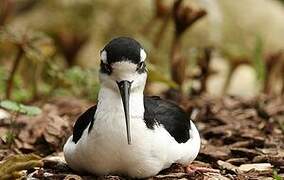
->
[72, 105, 97, 144]
[144, 96, 191, 143]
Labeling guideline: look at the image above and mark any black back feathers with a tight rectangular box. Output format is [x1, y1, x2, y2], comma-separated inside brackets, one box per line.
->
[71, 96, 191, 144]
[144, 96, 191, 143]
[72, 105, 97, 144]
[102, 37, 143, 65]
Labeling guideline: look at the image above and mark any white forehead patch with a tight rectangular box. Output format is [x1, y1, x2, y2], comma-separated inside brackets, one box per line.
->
[100, 50, 107, 63]
[112, 61, 138, 79]
[140, 48, 146, 62]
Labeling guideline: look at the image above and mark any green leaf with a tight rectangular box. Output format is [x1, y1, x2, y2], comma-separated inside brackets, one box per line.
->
[273, 169, 282, 180]
[19, 104, 42, 116]
[0, 100, 41, 116]
[0, 100, 20, 112]
[5, 131, 16, 145]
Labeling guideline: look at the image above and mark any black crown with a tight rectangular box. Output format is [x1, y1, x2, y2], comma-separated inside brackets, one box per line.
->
[102, 37, 143, 65]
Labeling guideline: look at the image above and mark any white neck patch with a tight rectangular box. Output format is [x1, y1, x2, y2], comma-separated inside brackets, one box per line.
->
[100, 50, 107, 63]
[140, 49, 146, 62]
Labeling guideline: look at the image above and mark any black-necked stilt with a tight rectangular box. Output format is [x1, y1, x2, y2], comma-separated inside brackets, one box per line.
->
[63, 37, 201, 178]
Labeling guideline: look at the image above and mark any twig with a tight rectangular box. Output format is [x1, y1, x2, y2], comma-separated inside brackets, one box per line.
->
[152, 172, 189, 179]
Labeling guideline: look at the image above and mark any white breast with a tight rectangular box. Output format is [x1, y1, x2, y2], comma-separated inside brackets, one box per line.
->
[63, 87, 201, 178]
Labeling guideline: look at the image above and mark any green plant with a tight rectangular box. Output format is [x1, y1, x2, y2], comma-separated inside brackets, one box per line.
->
[0, 100, 42, 146]
[0, 100, 41, 116]
[43, 0, 95, 67]
[0, 67, 7, 98]
[0, 28, 55, 100]
[46, 65, 100, 100]
[273, 169, 282, 180]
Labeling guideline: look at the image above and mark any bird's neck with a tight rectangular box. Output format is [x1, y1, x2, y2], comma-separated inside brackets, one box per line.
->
[97, 86, 145, 118]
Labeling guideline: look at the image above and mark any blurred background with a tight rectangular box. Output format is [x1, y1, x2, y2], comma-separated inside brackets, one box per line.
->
[0, 0, 284, 102]
[1, 1, 284, 178]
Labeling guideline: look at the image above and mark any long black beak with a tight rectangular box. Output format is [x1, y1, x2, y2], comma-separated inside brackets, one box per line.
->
[116, 80, 133, 145]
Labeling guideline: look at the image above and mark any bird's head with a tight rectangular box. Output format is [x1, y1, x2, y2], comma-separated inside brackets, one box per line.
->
[99, 37, 147, 145]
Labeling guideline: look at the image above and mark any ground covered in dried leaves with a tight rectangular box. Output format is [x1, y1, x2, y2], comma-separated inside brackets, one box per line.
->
[0, 95, 283, 179]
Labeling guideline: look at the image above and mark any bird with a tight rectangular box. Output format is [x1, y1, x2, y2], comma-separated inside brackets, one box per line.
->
[63, 37, 201, 178]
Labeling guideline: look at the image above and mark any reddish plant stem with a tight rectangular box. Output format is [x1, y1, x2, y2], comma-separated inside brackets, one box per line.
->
[142, 0, 171, 47]
[0, 0, 13, 26]
[154, 14, 171, 48]
[222, 59, 250, 94]
[170, 0, 206, 89]
[6, 46, 24, 99]
[264, 51, 283, 95]
[55, 31, 88, 67]
[170, 34, 185, 89]
[199, 48, 212, 93]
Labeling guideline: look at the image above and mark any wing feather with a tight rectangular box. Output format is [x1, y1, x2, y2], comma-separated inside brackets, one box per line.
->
[144, 96, 191, 143]
[72, 105, 97, 143]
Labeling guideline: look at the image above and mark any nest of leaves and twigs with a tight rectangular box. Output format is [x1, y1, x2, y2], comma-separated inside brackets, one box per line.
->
[0, 94, 283, 180]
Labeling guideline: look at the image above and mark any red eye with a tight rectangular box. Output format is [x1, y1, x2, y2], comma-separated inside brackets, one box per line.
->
[100, 62, 112, 74]
[104, 63, 111, 72]
[138, 62, 144, 69]
[137, 62, 146, 73]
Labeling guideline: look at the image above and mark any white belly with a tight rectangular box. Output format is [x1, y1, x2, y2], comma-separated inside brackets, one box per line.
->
[64, 111, 200, 178]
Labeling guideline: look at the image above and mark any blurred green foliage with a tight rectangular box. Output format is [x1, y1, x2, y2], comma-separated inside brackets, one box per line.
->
[46, 65, 100, 101]
[0, 67, 7, 93]
[0, 0, 284, 100]
[148, 63, 178, 89]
